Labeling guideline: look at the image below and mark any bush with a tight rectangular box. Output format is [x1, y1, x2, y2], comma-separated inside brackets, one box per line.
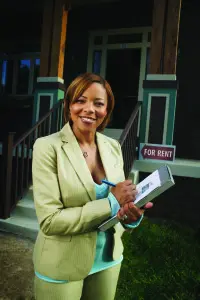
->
[116, 218, 200, 300]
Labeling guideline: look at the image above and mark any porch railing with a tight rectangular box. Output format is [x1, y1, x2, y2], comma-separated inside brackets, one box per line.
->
[119, 101, 142, 178]
[0, 100, 64, 219]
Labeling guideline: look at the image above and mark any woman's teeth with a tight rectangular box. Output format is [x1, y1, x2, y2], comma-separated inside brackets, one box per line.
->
[81, 117, 95, 123]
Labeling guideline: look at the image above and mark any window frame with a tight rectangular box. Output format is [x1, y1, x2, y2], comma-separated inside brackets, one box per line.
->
[0, 52, 40, 97]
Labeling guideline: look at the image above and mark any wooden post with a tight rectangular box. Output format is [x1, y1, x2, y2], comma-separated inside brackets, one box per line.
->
[50, 0, 68, 78]
[40, 0, 68, 78]
[149, 0, 182, 75]
[164, 0, 182, 74]
[149, 0, 167, 74]
[40, 0, 54, 77]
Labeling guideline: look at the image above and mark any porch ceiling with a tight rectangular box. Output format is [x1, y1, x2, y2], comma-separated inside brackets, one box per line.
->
[0, 0, 120, 11]
[70, 0, 120, 7]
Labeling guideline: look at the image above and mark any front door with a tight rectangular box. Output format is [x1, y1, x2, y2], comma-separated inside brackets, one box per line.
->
[106, 48, 141, 129]
[87, 27, 151, 138]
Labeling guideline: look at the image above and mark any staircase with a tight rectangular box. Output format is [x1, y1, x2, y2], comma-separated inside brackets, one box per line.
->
[0, 101, 141, 240]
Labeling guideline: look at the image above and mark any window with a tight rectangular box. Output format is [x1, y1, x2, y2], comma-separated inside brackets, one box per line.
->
[92, 51, 102, 74]
[1, 60, 7, 86]
[94, 36, 103, 45]
[33, 58, 40, 90]
[1, 60, 14, 94]
[107, 33, 142, 44]
[0, 54, 40, 96]
[16, 59, 31, 94]
[145, 48, 150, 77]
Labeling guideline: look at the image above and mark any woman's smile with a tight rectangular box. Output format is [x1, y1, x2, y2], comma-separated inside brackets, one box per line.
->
[80, 116, 97, 124]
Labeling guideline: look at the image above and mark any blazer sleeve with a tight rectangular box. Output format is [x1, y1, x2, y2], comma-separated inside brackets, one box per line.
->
[32, 138, 111, 236]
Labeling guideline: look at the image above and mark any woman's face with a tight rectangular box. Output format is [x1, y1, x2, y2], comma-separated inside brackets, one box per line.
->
[69, 82, 108, 133]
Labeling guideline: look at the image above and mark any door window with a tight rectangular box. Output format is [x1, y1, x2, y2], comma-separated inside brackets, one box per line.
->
[106, 48, 141, 128]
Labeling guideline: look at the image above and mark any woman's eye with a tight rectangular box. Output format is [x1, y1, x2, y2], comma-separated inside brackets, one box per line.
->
[95, 102, 104, 107]
[76, 99, 84, 103]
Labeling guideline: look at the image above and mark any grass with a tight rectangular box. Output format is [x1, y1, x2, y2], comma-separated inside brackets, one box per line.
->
[116, 218, 200, 300]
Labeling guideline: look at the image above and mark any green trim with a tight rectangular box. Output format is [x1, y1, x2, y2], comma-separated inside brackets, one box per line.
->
[133, 158, 200, 178]
[166, 90, 177, 144]
[139, 89, 149, 142]
[32, 88, 65, 126]
[139, 87, 177, 145]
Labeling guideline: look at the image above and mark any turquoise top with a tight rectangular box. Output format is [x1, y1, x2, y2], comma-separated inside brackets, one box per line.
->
[35, 182, 123, 283]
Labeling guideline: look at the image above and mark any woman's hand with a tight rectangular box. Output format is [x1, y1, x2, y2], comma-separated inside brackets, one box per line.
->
[111, 180, 137, 206]
[117, 201, 153, 224]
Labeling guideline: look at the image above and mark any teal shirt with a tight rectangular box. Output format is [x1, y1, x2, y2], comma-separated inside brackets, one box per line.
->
[35, 182, 123, 283]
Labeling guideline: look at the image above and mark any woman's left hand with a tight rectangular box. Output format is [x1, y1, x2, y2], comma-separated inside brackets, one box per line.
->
[117, 201, 153, 224]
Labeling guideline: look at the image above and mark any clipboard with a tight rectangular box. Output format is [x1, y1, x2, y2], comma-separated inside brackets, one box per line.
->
[98, 165, 175, 232]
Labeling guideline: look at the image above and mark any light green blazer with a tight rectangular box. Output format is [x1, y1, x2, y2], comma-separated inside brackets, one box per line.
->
[32, 122, 126, 282]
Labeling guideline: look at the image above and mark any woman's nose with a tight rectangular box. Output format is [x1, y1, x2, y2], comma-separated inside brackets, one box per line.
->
[84, 102, 95, 113]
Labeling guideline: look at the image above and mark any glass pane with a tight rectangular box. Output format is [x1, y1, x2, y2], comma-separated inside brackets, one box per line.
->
[33, 58, 40, 90]
[106, 48, 141, 129]
[1, 61, 7, 86]
[94, 36, 103, 45]
[148, 32, 151, 42]
[2, 60, 14, 94]
[107, 33, 142, 44]
[145, 48, 150, 77]
[92, 51, 102, 74]
[16, 59, 30, 94]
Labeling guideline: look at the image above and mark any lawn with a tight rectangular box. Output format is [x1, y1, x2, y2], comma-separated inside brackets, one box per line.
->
[116, 218, 200, 300]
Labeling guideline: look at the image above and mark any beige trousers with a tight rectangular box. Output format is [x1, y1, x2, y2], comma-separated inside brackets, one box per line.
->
[34, 263, 121, 300]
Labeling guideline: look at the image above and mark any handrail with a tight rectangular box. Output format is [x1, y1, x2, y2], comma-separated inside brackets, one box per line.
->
[119, 101, 141, 147]
[119, 101, 142, 178]
[14, 100, 64, 147]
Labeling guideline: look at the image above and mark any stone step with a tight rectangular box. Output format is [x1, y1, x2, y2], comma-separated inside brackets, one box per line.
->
[0, 214, 39, 240]
[15, 197, 37, 220]
[0, 184, 39, 240]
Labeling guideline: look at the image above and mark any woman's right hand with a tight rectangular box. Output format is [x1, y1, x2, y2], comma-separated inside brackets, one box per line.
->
[111, 180, 137, 206]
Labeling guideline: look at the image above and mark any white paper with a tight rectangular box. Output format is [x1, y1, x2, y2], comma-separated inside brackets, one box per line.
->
[134, 170, 161, 205]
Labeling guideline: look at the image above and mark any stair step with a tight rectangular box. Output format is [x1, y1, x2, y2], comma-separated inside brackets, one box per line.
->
[0, 184, 39, 239]
[25, 185, 33, 199]
[15, 197, 37, 219]
[0, 215, 39, 240]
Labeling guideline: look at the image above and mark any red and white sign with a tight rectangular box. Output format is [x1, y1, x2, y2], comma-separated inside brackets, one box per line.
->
[139, 143, 176, 162]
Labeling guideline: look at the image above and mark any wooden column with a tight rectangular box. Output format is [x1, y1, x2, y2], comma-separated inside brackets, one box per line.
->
[40, 0, 54, 77]
[149, 0, 182, 74]
[40, 0, 68, 78]
[149, 0, 167, 74]
[164, 0, 182, 74]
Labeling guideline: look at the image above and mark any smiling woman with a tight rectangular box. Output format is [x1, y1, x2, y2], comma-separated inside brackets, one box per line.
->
[32, 72, 152, 300]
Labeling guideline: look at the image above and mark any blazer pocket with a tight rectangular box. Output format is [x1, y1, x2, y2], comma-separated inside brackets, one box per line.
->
[41, 236, 71, 269]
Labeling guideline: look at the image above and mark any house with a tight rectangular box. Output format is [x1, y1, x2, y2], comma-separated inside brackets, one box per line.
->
[0, 0, 199, 238]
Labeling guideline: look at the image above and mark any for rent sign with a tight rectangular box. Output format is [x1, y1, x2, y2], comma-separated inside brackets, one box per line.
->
[139, 143, 176, 162]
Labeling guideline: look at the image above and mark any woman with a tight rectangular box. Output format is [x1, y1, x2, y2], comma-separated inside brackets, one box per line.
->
[32, 72, 152, 300]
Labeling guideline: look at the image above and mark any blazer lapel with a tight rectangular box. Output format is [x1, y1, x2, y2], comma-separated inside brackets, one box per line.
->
[60, 123, 96, 201]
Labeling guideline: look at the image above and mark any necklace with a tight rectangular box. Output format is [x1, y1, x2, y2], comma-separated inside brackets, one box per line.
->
[83, 151, 88, 158]
[80, 143, 96, 159]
